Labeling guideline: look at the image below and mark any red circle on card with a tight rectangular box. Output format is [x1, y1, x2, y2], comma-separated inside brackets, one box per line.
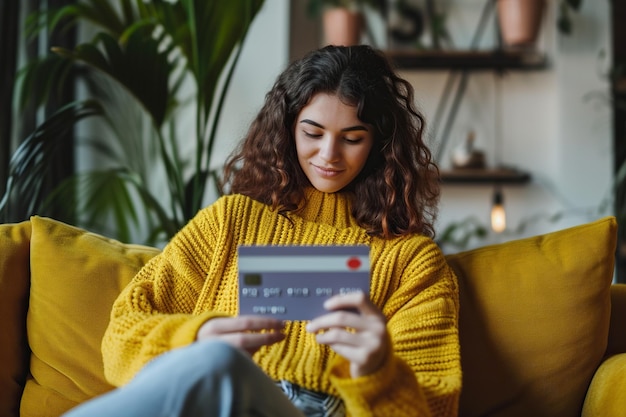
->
[347, 257, 362, 270]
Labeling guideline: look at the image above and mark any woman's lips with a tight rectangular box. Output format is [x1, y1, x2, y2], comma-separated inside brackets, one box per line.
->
[313, 164, 343, 177]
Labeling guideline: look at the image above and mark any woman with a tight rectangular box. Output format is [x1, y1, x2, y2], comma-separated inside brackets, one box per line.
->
[65, 45, 461, 417]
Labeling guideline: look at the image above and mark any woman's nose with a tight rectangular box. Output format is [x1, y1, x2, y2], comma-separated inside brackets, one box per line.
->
[319, 136, 340, 162]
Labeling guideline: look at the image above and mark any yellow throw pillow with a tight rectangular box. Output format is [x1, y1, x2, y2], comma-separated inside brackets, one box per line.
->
[20, 216, 160, 417]
[0, 220, 32, 417]
[446, 216, 616, 417]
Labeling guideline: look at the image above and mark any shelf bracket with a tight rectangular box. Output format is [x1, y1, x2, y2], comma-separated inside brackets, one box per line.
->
[431, 0, 497, 163]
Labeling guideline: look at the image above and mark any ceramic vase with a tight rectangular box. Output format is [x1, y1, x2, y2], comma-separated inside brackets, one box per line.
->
[497, 0, 546, 48]
[322, 8, 363, 46]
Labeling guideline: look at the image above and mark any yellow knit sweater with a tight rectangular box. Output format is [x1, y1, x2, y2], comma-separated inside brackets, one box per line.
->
[102, 190, 461, 417]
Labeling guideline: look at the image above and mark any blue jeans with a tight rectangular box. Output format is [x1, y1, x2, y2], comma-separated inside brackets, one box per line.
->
[63, 341, 306, 417]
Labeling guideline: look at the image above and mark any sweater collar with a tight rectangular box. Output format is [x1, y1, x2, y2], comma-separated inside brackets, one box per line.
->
[297, 188, 359, 230]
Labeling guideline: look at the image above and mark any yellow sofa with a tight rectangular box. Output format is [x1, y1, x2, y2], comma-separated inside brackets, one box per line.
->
[0, 215, 624, 417]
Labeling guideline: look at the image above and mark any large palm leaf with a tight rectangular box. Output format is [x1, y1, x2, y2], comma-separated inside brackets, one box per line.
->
[0, 100, 102, 222]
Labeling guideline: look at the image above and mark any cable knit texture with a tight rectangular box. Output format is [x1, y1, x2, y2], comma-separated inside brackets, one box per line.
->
[102, 190, 461, 417]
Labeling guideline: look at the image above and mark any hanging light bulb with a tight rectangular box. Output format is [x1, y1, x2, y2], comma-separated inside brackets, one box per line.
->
[491, 187, 506, 233]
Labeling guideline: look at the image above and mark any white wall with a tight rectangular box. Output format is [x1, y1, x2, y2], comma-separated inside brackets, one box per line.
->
[392, 0, 613, 252]
[189, 0, 291, 203]
[212, 0, 290, 171]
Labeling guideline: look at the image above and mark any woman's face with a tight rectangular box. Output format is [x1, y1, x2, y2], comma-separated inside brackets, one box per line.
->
[294, 93, 374, 193]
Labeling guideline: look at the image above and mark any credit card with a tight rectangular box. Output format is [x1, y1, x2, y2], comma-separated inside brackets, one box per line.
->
[237, 245, 370, 321]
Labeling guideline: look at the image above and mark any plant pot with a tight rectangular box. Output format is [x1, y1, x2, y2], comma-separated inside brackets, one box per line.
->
[322, 8, 364, 46]
[497, 0, 546, 49]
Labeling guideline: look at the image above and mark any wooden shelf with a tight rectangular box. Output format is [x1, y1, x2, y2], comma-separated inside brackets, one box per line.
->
[387, 49, 548, 71]
[440, 168, 531, 184]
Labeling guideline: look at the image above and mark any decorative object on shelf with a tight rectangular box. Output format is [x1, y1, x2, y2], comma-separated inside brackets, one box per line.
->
[491, 187, 506, 233]
[557, 0, 584, 35]
[306, 0, 387, 46]
[451, 131, 486, 170]
[497, 0, 546, 49]
[388, 0, 423, 47]
[387, 0, 450, 50]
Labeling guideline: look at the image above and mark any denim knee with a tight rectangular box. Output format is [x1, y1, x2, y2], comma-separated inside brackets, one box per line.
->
[140, 340, 246, 380]
[186, 340, 249, 375]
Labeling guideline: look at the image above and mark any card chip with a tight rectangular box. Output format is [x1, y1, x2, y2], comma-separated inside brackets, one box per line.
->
[244, 273, 262, 286]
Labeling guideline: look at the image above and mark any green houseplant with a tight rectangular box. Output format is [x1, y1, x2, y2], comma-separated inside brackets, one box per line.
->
[1, 0, 265, 244]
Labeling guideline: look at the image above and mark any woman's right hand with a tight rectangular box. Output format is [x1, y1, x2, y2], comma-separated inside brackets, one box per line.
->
[196, 316, 285, 355]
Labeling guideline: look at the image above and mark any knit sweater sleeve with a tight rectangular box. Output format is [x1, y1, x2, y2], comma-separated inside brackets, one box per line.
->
[101, 201, 230, 386]
[329, 237, 461, 417]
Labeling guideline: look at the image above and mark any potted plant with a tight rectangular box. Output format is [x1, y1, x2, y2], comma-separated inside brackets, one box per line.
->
[307, 0, 386, 46]
[0, 0, 265, 244]
[497, 0, 583, 49]
[496, 0, 547, 49]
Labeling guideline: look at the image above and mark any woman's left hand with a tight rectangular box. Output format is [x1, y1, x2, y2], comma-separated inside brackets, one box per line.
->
[305, 292, 390, 378]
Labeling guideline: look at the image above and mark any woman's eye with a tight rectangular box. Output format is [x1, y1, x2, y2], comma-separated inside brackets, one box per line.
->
[344, 137, 362, 144]
[304, 131, 322, 138]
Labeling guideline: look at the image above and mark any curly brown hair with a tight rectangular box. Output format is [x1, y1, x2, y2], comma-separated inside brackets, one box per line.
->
[223, 45, 440, 239]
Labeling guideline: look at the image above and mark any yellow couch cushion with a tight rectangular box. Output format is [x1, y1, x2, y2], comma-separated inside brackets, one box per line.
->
[446, 216, 617, 417]
[0, 220, 32, 417]
[20, 216, 160, 417]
